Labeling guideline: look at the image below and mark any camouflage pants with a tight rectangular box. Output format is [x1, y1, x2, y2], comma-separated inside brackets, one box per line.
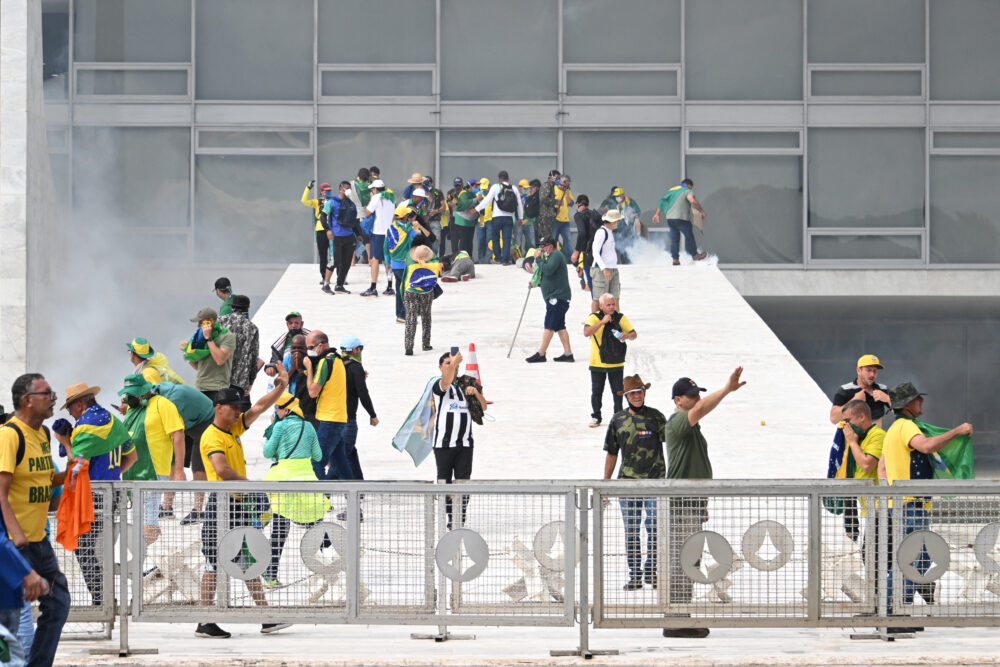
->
[404, 291, 433, 352]
[535, 216, 555, 242]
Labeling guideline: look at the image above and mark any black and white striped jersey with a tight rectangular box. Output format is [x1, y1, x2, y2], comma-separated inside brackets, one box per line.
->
[432, 380, 474, 448]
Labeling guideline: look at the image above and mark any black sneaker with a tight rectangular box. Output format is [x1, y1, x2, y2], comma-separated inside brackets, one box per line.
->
[644, 572, 658, 589]
[195, 622, 231, 639]
[179, 509, 203, 526]
[360, 287, 378, 298]
[261, 623, 292, 634]
[321, 284, 334, 295]
[405, 350, 413, 356]
[422, 344, 434, 351]
[158, 506, 174, 519]
[383, 286, 395, 295]
[335, 285, 350, 294]
[589, 417, 602, 428]
[662, 628, 709, 638]
[525, 352, 546, 363]
[623, 578, 643, 591]
[553, 353, 575, 362]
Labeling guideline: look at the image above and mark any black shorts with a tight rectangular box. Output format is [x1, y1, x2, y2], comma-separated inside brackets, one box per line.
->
[434, 447, 474, 483]
[183, 418, 212, 473]
[201, 492, 269, 568]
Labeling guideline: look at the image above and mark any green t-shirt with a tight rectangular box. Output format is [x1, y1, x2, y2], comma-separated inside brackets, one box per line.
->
[603, 406, 668, 479]
[219, 293, 234, 316]
[665, 410, 713, 479]
[153, 382, 215, 428]
[538, 248, 571, 302]
[665, 189, 692, 221]
[194, 330, 237, 392]
[454, 190, 478, 227]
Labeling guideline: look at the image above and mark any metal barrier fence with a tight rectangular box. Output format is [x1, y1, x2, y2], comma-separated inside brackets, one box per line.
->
[42, 479, 1000, 657]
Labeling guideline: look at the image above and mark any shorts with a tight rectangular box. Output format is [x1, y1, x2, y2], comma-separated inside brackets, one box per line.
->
[370, 234, 386, 263]
[200, 492, 268, 569]
[584, 262, 594, 294]
[143, 474, 170, 527]
[183, 418, 212, 473]
[590, 266, 621, 299]
[543, 299, 570, 331]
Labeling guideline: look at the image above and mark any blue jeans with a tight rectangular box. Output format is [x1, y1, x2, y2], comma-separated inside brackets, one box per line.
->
[620, 497, 657, 580]
[315, 420, 352, 480]
[516, 221, 535, 252]
[5, 540, 70, 667]
[667, 218, 699, 260]
[18, 601, 34, 656]
[552, 220, 572, 260]
[475, 224, 489, 263]
[490, 216, 513, 263]
[887, 503, 932, 607]
[345, 419, 364, 480]
[0, 607, 26, 666]
[392, 268, 405, 319]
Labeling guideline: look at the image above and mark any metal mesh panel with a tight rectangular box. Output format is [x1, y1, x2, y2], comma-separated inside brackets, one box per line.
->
[52, 483, 116, 623]
[596, 489, 812, 625]
[819, 493, 880, 618]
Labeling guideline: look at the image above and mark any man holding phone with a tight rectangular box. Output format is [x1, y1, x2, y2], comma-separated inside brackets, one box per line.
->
[433, 350, 486, 529]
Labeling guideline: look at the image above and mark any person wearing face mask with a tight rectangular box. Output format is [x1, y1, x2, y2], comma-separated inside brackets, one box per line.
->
[302, 180, 333, 285]
[340, 336, 377, 491]
[609, 187, 642, 261]
[302, 331, 351, 481]
[268, 312, 310, 367]
[525, 237, 574, 364]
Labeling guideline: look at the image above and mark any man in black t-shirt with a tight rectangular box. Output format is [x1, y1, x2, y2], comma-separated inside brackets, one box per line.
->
[830, 354, 891, 426]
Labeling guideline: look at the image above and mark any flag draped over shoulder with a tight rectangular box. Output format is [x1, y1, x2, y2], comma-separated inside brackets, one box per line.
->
[71, 404, 131, 460]
[823, 428, 853, 515]
[121, 406, 157, 481]
[392, 377, 440, 466]
[657, 185, 687, 214]
[914, 418, 975, 479]
[183, 322, 228, 362]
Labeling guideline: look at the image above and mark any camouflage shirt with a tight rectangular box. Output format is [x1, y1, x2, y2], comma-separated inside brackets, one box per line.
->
[603, 405, 668, 479]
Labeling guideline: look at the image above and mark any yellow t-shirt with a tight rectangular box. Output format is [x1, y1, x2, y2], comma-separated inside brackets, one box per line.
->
[882, 417, 931, 508]
[555, 186, 574, 222]
[143, 394, 185, 476]
[852, 425, 884, 480]
[314, 354, 347, 423]
[585, 313, 634, 369]
[200, 416, 248, 482]
[0, 417, 55, 542]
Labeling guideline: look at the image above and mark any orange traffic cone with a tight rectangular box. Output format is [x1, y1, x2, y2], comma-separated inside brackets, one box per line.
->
[465, 343, 482, 383]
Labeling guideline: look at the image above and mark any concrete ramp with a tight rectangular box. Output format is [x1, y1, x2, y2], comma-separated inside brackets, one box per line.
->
[248, 262, 831, 480]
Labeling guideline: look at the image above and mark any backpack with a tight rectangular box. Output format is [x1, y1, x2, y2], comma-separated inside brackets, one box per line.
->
[523, 191, 540, 218]
[593, 311, 627, 365]
[495, 183, 518, 214]
[1, 421, 51, 468]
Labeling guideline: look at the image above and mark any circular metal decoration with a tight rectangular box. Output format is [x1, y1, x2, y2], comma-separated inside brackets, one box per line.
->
[435, 528, 489, 583]
[974, 523, 1000, 574]
[742, 520, 794, 572]
[896, 530, 950, 585]
[680, 531, 733, 584]
[300, 522, 347, 576]
[218, 527, 270, 580]
[532, 521, 580, 572]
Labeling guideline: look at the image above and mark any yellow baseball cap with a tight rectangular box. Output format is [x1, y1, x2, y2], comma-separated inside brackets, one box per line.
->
[857, 354, 884, 369]
[394, 203, 414, 218]
[518, 179, 529, 189]
[612, 187, 625, 197]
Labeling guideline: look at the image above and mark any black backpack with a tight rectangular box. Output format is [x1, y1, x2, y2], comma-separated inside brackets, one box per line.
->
[495, 183, 518, 214]
[523, 191, 540, 218]
[594, 311, 628, 365]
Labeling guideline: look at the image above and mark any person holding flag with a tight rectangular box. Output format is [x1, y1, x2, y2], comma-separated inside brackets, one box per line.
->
[51, 383, 136, 607]
[652, 179, 707, 265]
[882, 381, 973, 611]
[403, 245, 442, 356]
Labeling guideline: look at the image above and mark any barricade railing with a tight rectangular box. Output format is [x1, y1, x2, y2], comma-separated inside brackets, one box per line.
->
[43, 479, 1000, 658]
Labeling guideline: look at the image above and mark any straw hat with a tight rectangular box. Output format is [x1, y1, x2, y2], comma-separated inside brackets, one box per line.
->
[407, 172, 424, 184]
[62, 382, 100, 409]
[617, 375, 651, 396]
[602, 210, 625, 223]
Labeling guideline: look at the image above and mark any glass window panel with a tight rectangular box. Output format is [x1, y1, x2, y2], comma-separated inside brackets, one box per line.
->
[689, 132, 799, 150]
[930, 156, 1000, 263]
[74, 0, 191, 62]
[318, 0, 435, 64]
[46, 129, 68, 150]
[118, 232, 191, 260]
[811, 70, 922, 97]
[808, 129, 924, 228]
[807, 0, 924, 63]
[686, 0, 802, 101]
[321, 71, 432, 97]
[47, 153, 68, 193]
[441, 0, 557, 101]
[196, 0, 312, 101]
[565, 71, 677, 97]
[563, 0, 680, 63]
[438, 157, 558, 192]
[42, 3, 69, 100]
[935, 132, 1000, 150]
[931, 0, 1000, 100]
[563, 130, 680, 226]
[812, 235, 922, 261]
[686, 155, 803, 263]
[73, 127, 190, 229]
[199, 131, 310, 150]
[195, 155, 312, 263]
[76, 70, 188, 96]
[318, 130, 435, 197]
[441, 130, 557, 154]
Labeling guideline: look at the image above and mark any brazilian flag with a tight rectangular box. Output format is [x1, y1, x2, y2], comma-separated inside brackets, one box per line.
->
[913, 418, 975, 479]
[72, 405, 131, 460]
[657, 184, 688, 215]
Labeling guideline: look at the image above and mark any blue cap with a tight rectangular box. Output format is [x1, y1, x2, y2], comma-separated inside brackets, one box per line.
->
[340, 335, 364, 350]
[466, 178, 479, 187]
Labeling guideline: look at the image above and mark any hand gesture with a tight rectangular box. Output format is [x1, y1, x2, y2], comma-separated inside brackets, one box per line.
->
[178, 340, 187, 352]
[852, 388, 867, 402]
[956, 422, 974, 436]
[275, 361, 289, 388]
[726, 366, 747, 393]
[201, 322, 213, 339]
[302, 355, 313, 374]
[264, 365, 277, 377]
[308, 179, 315, 190]
[452, 351, 464, 366]
[841, 421, 858, 445]
[601, 313, 612, 324]
[871, 389, 891, 405]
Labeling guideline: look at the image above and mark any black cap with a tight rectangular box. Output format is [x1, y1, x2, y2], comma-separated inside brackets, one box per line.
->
[453, 177, 463, 185]
[671, 377, 706, 398]
[232, 294, 250, 311]
[214, 276, 232, 292]
[538, 236, 556, 247]
[213, 387, 243, 406]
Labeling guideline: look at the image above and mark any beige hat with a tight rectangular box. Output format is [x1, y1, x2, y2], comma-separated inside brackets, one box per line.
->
[602, 210, 625, 223]
[62, 382, 100, 410]
[407, 172, 424, 184]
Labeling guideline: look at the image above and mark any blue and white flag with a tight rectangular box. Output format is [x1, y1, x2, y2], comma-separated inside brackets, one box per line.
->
[392, 376, 440, 466]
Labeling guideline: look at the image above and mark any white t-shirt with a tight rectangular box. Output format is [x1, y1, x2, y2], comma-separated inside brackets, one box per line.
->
[366, 192, 396, 235]
[476, 182, 524, 218]
[592, 226, 617, 270]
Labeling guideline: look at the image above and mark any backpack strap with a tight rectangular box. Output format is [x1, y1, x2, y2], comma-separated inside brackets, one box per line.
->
[1, 422, 27, 467]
